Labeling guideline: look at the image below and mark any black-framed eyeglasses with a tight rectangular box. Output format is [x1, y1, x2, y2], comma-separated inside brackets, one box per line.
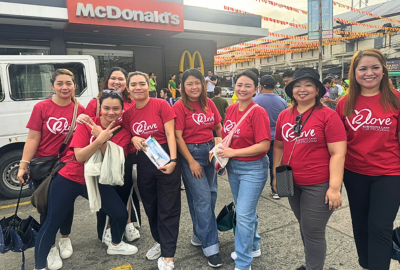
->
[293, 114, 302, 136]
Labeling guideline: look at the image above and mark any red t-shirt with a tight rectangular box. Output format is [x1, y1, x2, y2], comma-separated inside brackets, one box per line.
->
[26, 99, 85, 158]
[122, 98, 176, 145]
[174, 98, 222, 144]
[58, 117, 131, 184]
[222, 101, 271, 161]
[275, 106, 347, 185]
[336, 92, 400, 176]
[85, 98, 135, 118]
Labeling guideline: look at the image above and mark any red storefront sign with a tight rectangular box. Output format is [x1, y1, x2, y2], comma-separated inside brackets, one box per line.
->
[66, 0, 184, 32]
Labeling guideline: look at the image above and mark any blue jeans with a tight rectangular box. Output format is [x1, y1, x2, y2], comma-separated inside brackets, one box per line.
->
[226, 156, 268, 270]
[180, 140, 219, 256]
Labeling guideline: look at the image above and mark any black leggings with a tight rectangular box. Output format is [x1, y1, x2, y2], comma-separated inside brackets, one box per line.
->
[96, 153, 141, 240]
[344, 169, 400, 270]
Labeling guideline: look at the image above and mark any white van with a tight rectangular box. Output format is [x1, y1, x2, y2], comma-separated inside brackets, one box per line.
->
[0, 55, 99, 199]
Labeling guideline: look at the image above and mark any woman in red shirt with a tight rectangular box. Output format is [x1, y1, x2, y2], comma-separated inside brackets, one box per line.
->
[174, 69, 223, 268]
[33, 92, 138, 270]
[122, 71, 180, 270]
[336, 49, 400, 270]
[216, 70, 271, 270]
[273, 68, 347, 270]
[17, 69, 85, 270]
[82, 67, 140, 245]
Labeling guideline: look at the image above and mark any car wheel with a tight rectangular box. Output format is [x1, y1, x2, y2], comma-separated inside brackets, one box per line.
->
[0, 149, 33, 199]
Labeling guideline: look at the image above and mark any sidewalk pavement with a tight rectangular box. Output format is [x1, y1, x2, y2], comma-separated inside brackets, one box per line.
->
[1, 174, 399, 270]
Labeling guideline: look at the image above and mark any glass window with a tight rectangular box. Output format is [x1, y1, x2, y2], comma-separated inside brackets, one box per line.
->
[8, 63, 87, 101]
[0, 67, 3, 102]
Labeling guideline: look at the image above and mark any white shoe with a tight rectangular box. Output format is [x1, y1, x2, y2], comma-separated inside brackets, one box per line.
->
[107, 241, 138, 255]
[271, 191, 280, 200]
[125, 223, 140, 242]
[190, 239, 202, 247]
[146, 242, 161, 260]
[231, 249, 261, 260]
[58, 238, 73, 259]
[47, 246, 62, 270]
[158, 257, 174, 270]
[103, 228, 111, 247]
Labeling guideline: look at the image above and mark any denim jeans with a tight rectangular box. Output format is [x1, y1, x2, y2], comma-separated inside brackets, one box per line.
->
[226, 156, 268, 270]
[180, 140, 219, 257]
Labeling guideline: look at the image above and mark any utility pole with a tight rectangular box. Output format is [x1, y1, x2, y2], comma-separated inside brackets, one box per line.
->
[318, 0, 323, 79]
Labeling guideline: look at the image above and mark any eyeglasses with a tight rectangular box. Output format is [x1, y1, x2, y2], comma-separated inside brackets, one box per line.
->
[101, 89, 122, 97]
[293, 114, 302, 136]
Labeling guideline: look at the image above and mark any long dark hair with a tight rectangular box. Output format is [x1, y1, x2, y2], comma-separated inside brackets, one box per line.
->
[181, 69, 208, 113]
[99, 67, 131, 103]
[344, 49, 400, 117]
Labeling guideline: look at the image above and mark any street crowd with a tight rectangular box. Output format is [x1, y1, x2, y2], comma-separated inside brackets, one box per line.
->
[15, 48, 400, 270]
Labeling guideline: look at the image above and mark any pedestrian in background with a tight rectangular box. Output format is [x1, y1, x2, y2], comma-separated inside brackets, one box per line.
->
[160, 88, 176, 106]
[18, 69, 85, 270]
[325, 75, 339, 110]
[174, 68, 223, 268]
[123, 71, 181, 270]
[282, 70, 294, 104]
[205, 70, 218, 98]
[336, 49, 400, 270]
[217, 70, 271, 270]
[212, 86, 229, 124]
[253, 75, 288, 200]
[168, 74, 177, 99]
[149, 72, 158, 98]
[274, 68, 346, 270]
[273, 82, 285, 99]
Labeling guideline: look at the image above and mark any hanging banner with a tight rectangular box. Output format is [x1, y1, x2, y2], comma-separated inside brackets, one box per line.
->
[308, 0, 333, 40]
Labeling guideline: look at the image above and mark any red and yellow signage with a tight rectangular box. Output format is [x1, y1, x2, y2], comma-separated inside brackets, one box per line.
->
[66, 0, 184, 32]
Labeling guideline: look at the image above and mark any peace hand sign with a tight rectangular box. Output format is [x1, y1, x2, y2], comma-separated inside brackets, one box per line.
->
[95, 121, 120, 144]
[83, 118, 103, 138]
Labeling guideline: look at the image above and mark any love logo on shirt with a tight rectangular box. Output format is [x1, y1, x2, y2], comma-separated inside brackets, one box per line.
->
[223, 120, 241, 137]
[132, 120, 158, 136]
[46, 117, 71, 135]
[346, 108, 392, 132]
[281, 123, 317, 144]
[192, 113, 215, 126]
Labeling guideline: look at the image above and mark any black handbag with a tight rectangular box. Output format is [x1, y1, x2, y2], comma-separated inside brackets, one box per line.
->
[275, 107, 315, 197]
[29, 103, 79, 181]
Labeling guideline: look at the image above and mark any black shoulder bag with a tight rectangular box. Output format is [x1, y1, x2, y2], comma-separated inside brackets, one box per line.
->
[275, 107, 315, 197]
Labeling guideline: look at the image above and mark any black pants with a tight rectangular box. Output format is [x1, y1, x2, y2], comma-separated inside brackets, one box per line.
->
[137, 143, 181, 257]
[32, 179, 74, 238]
[344, 169, 400, 270]
[266, 140, 275, 192]
[96, 153, 141, 240]
[207, 92, 215, 99]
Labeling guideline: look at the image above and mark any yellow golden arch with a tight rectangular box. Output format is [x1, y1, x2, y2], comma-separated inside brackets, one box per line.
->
[179, 50, 204, 75]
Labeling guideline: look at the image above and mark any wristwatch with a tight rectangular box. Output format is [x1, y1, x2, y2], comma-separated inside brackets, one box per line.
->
[169, 159, 178, 163]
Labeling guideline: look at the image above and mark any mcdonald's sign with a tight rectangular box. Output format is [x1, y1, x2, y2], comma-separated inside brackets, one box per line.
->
[179, 51, 204, 75]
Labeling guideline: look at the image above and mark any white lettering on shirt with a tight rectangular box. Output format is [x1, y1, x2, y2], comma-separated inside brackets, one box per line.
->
[46, 117, 69, 135]
[282, 123, 316, 143]
[223, 120, 240, 135]
[192, 113, 215, 126]
[346, 109, 392, 132]
[132, 121, 158, 135]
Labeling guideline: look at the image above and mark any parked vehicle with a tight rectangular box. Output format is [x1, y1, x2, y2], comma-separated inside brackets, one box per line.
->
[0, 55, 99, 199]
[221, 87, 234, 97]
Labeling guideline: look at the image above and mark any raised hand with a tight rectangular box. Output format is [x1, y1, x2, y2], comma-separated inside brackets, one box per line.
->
[83, 118, 103, 138]
[96, 121, 120, 144]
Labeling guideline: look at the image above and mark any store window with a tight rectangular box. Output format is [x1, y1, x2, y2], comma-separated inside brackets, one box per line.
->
[0, 47, 50, 55]
[8, 63, 87, 101]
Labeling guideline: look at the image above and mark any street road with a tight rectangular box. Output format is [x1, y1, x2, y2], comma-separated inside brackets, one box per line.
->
[1, 173, 400, 270]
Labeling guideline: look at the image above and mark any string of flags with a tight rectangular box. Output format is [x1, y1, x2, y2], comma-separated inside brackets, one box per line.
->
[256, 0, 308, 14]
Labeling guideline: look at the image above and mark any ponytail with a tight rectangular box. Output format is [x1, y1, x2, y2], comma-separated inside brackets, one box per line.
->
[51, 68, 79, 104]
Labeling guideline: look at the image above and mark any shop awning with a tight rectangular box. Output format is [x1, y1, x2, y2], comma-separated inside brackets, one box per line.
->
[389, 72, 400, 76]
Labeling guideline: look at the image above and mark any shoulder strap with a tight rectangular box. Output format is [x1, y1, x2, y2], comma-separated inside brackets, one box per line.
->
[58, 102, 79, 155]
[230, 104, 259, 136]
[96, 97, 100, 117]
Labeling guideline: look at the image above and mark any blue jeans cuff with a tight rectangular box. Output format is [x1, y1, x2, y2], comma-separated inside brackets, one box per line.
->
[252, 243, 260, 252]
[203, 243, 220, 257]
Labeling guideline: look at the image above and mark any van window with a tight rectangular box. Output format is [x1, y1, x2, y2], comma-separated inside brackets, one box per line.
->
[8, 63, 87, 100]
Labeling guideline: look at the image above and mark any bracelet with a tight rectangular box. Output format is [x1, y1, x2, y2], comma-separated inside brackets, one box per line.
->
[169, 159, 177, 163]
[20, 160, 30, 164]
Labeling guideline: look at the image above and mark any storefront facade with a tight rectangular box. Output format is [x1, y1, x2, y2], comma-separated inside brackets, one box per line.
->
[0, 0, 268, 90]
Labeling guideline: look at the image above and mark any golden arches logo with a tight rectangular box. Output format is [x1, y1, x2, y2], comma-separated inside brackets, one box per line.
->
[179, 50, 204, 75]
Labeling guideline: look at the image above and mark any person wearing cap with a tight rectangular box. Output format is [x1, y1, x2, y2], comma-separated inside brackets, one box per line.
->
[253, 75, 288, 200]
[336, 49, 400, 270]
[273, 68, 347, 270]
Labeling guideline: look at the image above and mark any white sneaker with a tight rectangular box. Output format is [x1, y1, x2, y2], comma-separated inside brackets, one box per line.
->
[58, 238, 73, 259]
[125, 223, 140, 242]
[107, 241, 138, 255]
[146, 242, 161, 260]
[190, 239, 202, 247]
[231, 249, 261, 260]
[47, 246, 62, 270]
[271, 191, 280, 200]
[103, 228, 111, 247]
[158, 257, 174, 270]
